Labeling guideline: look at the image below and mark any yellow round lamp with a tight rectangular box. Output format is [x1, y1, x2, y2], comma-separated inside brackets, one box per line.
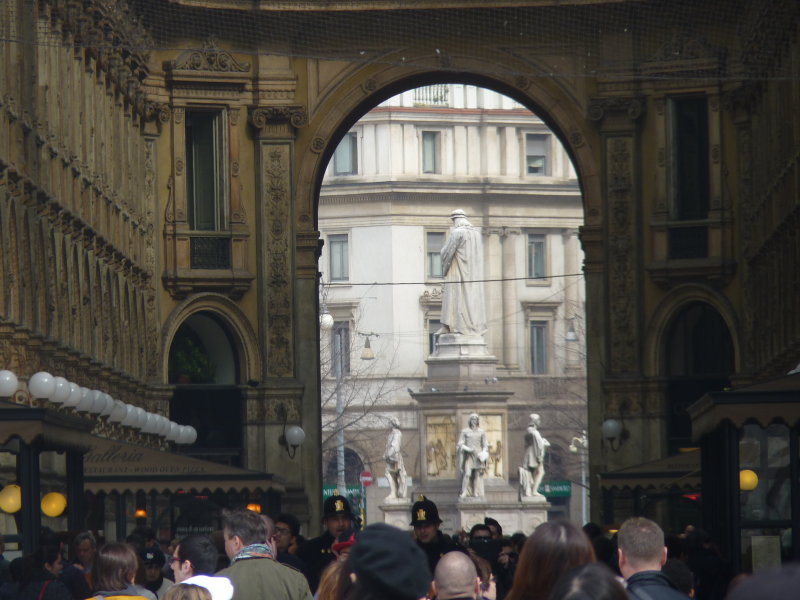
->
[246, 503, 261, 514]
[41, 492, 67, 517]
[740, 469, 759, 491]
[0, 484, 22, 514]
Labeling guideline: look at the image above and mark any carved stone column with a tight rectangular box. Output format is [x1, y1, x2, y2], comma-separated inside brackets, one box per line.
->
[249, 105, 322, 527]
[587, 96, 649, 467]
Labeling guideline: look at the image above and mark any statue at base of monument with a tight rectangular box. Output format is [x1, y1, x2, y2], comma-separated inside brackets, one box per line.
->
[436, 209, 487, 337]
[457, 413, 489, 499]
[519, 413, 550, 500]
[384, 417, 408, 500]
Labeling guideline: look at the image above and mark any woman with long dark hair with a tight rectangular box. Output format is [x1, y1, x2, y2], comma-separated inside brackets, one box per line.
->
[505, 520, 595, 600]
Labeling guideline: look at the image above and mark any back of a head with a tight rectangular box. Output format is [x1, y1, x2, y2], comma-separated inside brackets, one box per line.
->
[163, 583, 213, 600]
[434, 551, 478, 600]
[548, 563, 627, 600]
[94, 542, 139, 592]
[222, 508, 265, 547]
[178, 535, 219, 576]
[507, 520, 595, 600]
[617, 518, 664, 568]
[348, 523, 432, 600]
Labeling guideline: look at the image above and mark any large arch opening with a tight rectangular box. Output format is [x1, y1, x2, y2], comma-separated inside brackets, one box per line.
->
[314, 81, 588, 523]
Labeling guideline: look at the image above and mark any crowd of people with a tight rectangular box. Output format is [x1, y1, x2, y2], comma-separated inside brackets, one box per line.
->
[0, 493, 795, 600]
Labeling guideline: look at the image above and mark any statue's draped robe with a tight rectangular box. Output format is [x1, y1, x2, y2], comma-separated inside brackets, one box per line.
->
[440, 224, 486, 336]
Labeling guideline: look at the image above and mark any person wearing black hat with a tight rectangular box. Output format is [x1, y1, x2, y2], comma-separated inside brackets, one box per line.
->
[141, 546, 174, 599]
[296, 493, 353, 593]
[411, 496, 464, 574]
[349, 523, 432, 600]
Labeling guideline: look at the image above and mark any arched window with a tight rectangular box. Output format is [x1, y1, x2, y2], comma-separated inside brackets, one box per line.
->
[169, 312, 242, 466]
[324, 447, 365, 488]
[665, 302, 734, 453]
[168, 312, 238, 385]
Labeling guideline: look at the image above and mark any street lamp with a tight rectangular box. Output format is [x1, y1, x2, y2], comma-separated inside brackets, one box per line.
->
[569, 430, 589, 525]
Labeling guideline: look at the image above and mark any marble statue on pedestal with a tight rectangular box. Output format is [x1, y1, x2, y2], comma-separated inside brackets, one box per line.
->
[457, 413, 489, 498]
[437, 209, 486, 337]
[520, 413, 550, 500]
[384, 417, 408, 500]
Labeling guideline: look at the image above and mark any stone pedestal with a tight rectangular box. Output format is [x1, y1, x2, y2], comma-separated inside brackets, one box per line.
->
[381, 499, 412, 529]
[426, 333, 498, 386]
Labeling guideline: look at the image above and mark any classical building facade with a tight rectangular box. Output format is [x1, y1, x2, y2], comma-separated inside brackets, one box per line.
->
[0, 0, 798, 549]
[318, 85, 586, 521]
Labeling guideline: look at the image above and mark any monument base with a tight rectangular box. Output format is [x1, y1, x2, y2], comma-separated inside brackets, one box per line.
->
[426, 333, 498, 385]
[381, 499, 412, 530]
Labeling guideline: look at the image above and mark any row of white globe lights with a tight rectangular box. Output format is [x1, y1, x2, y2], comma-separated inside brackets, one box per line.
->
[0, 370, 197, 445]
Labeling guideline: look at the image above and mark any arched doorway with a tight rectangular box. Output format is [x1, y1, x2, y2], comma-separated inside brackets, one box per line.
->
[664, 302, 734, 453]
[168, 311, 243, 466]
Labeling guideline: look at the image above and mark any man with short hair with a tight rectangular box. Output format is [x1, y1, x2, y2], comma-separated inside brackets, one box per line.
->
[296, 493, 353, 593]
[273, 513, 308, 576]
[411, 496, 464, 574]
[218, 509, 312, 600]
[432, 551, 480, 600]
[73, 530, 97, 588]
[618, 517, 690, 600]
[171, 534, 234, 600]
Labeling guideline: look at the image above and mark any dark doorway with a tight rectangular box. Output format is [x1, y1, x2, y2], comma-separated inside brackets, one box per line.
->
[665, 302, 734, 453]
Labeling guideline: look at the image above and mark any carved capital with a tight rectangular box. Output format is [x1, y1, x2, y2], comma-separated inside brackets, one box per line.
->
[249, 106, 309, 131]
[587, 96, 645, 123]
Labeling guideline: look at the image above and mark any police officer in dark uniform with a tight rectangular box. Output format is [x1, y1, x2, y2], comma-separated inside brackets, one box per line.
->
[411, 495, 464, 574]
[297, 492, 353, 593]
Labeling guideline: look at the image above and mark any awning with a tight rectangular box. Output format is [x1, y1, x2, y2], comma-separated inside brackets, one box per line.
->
[84, 436, 285, 495]
[688, 372, 800, 440]
[600, 450, 701, 491]
[0, 402, 95, 451]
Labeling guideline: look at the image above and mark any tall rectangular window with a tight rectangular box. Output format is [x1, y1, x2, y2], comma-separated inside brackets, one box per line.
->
[329, 234, 349, 281]
[526, 133, 548, 176]
[332, 321, 351, 376]
[334, 132, 358, 175]
[422, 131, 440, 174]
[670, 97, 709, 220]
[428, 319, 442, 354]
[527, 234, 546, 279]
[186, 110, 226, 231]
[427, 232, 445, 278]
[530, 321, 548, 374]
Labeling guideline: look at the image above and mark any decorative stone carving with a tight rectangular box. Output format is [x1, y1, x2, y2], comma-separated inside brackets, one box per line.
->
[170, 37, 251, 73]
[606, 137, 638, 374]
[587, 96, 645, 122]
[261, 144, 294, 377]
[249, 106, 309, 130]
[310, 137, 326, 153]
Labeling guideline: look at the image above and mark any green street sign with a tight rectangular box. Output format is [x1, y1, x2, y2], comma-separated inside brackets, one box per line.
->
[539, 480, 572, 498]
[323, 485, 361, 499]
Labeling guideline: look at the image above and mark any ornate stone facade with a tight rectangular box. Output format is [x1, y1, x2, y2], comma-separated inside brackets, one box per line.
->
[1, 0, 799, 528]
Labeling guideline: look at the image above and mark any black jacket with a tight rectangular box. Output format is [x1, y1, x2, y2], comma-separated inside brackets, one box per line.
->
[416, 531, 467, 575]
[626, 570, 690, 600]
[12, 569, 74, 600]
[296, 531, 336, 593]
